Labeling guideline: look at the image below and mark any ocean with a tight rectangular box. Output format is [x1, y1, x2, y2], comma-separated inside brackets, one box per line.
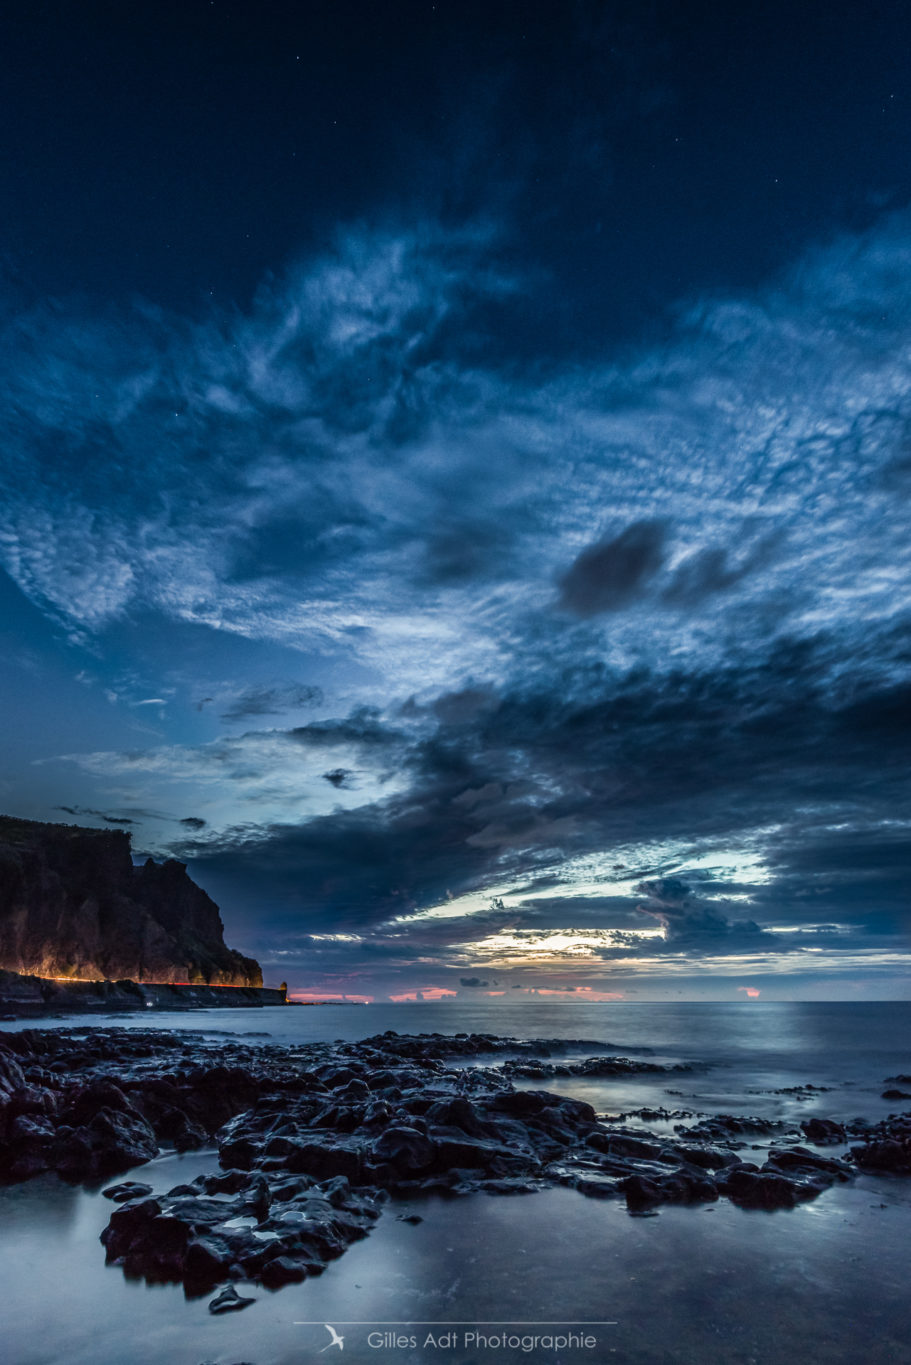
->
[2, 1001, 909, 1365]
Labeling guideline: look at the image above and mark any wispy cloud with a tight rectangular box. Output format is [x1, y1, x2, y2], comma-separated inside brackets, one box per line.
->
[2, 215, 910, 686]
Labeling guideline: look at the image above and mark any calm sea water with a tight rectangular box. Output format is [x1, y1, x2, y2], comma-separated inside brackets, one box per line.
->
[2, 1002, 910, 1365]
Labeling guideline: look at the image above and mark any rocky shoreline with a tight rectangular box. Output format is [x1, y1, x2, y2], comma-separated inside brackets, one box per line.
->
[1, 1027, 909, 1308]
[0, 968, 287, 1018]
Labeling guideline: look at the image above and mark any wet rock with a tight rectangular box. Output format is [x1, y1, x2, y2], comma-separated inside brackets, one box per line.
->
[587, 1132, 662, 1161]
[499, 1053, 688, 1083]
[202, 1168, 252, 1195]
[431, 1133, 522, 1175]
[719, 1167, 820, 1209]
[479, 1176, 540, 1194]
[621, 1174, 663, 1212]
[371, 1126, 435, 1173]
[99, 1167, 381, 1291]
[242, 1171, 271, 1222]
[56, 1106, 159, 1181]
[217, 1135, 260, 1171]
[573, 1173, 625, 1198]
[425, 1095, 494, 1137]
[852, 1136, 911, 1173]
[764, 1146, 851, 1180]
[208, 1285, 256, 1314]
[487, 1089, 565, 1120]
[283, 1138, 363, 1181]
[185, 1235, 235, 1287]
[679, 1114, 789, 1141]
[103, 1181, 154, 1202]
[673, 1143, 742, 1171]
[101, 1197, 163, 1259]
[261, 1255, 308, 1287]
[847, 1113, 911, 1173]
[800, 1117, 846, 1145]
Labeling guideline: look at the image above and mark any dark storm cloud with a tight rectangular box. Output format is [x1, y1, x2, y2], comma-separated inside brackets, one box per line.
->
[661, 533, 783, 606]
[322, 769, 354, 789]
[557, 521, 667, 616]
[752, 823, 911, 935]
[460, 977, 494, 988]
[55, 805, 135, 825]
[290, 710, 407, 754]
[514, 896, 650, 930]
[418, 519, 514, 587]
[182, 627, 911, 957]
[634, 877, 768, 944]
[178, 816, 206, 831]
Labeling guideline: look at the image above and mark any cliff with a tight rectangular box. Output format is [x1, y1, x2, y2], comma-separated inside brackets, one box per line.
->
[0, 815, 261, 987]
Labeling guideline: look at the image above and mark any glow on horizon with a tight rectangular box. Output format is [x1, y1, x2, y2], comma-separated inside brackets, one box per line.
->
[388, 986, 459, 1002]
[289, 991, 374, 1004]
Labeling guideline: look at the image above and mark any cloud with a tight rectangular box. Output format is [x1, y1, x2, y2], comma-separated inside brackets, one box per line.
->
[635, 876, 769, 947]
[661, 533, 783, 606]
[459, 976, 495, 988]
[557, 520, 667, 616]
[64, 612, 911, 972]
[322, 768, 354, 789]
[221, 684, 323, 722]
[151, 629, 910, 972]
[179, 816, 207, 831]
[55, 805, 135, 825]
[3, 211, 911, 696]
[750, 820, 911, 935]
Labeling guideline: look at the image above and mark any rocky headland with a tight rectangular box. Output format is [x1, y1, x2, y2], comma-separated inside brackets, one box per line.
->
[1, 1026, 909, 1308]
[0, 815, 261, 988]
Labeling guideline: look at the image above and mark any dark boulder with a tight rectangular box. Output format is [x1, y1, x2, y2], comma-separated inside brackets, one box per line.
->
[851, 1137, 911, 1174]
[103, 1181, 154, 1202]
[800, 1117, 846, 1145]
[56, 1106, 159, 1180]
[719, 1167, 820, 1209]
[261, 1255, 308, 1288]
[673, 1143, 742, 1171]
[621, 1174, 663, 1212]
[101, 1197, 163, 1260]
[185, 1235, 235, 1288]
[371, 1127, 435, 1174]
[764, 1146, 850, 1179]
[283, 1138, 363, 1181]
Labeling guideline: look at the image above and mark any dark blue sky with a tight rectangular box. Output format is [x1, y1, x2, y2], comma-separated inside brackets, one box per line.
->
[2, 1, 910, 1000]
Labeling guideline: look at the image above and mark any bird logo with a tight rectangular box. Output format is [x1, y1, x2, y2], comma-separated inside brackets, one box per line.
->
[320, 1324, 345, 1352]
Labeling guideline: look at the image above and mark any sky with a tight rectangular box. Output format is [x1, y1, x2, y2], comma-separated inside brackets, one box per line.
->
[1, 0, 910, 1002]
